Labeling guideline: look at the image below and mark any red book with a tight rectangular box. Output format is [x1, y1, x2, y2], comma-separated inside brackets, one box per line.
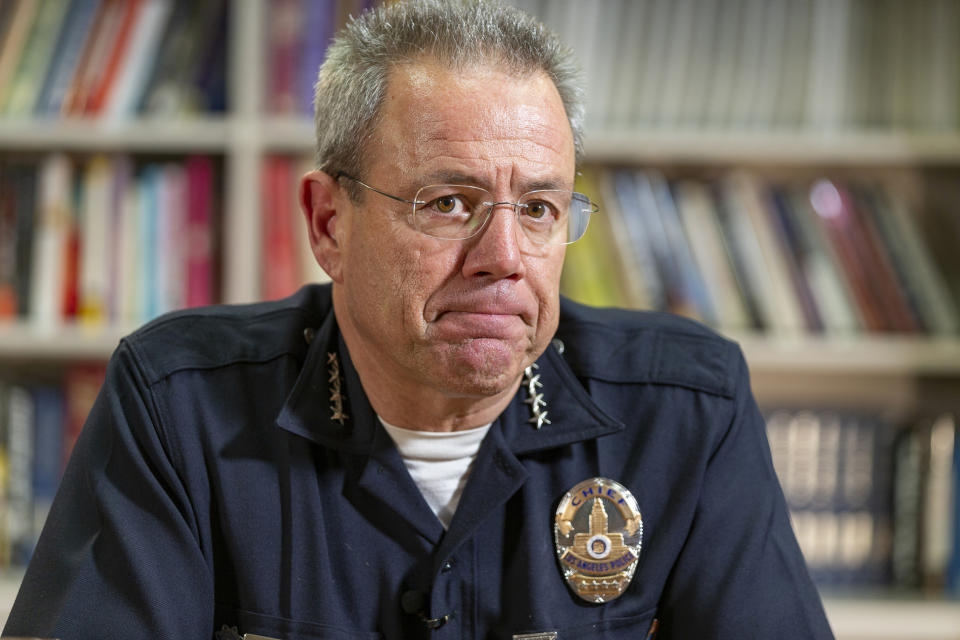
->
[843, 184, 921, 333]
[185, 156, 215, 308]
[261, 156, 299, 300]
[63, 0, 121, 115]
[809, 179, 887, 332]
[266, 0, 301, 114]
[83, 0, 143, 115]
[0, 167, 16, 318]
[60, 206, 80, 320]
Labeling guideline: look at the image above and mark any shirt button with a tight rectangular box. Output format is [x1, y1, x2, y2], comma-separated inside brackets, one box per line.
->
[303, 327, 317, 344]
[441, 559, 454, 573]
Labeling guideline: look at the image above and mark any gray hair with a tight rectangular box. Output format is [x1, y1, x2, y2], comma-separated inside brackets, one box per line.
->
[312, 0, 585, 184]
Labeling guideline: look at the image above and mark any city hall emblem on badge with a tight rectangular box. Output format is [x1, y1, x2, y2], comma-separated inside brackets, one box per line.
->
[554, 478, 642, 603]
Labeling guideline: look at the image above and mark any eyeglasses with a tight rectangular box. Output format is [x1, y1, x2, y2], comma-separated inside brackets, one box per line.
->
[335, 173, 597, 245]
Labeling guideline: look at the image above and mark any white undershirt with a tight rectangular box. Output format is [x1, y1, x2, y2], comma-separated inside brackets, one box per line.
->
[379, 418, 491, 529]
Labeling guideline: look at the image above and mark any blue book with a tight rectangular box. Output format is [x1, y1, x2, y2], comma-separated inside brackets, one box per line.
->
[139, 164, 161, 322]
[31, 385, 64, 549]
[651, 173, 717, 325]
[610, 169, 666, 311]
[298, 0, 336, 115]
[35, 0, 101, 117]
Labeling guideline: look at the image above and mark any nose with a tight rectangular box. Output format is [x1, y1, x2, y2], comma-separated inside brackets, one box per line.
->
[461, 203, 525, 280]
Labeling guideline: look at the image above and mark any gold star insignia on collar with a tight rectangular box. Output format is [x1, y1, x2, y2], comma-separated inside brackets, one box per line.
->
[326, 352, 349, 425]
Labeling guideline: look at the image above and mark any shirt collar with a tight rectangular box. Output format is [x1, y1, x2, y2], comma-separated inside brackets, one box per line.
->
[276, 305, 624, 453]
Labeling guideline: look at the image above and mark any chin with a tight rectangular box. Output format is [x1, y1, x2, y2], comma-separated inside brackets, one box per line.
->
[429, 339, 528, 397]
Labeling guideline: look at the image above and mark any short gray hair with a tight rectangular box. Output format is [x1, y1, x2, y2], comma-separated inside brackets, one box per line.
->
[312, 0, 585, 182]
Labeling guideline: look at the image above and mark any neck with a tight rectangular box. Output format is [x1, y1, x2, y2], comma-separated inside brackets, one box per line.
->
[333, 298, 523, 433]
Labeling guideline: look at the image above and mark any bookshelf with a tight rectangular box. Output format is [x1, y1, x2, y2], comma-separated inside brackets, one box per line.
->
[1, 1, 959, 638]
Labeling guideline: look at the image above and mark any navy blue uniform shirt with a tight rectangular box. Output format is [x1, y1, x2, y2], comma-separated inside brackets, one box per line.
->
[4, 284, 833, 639]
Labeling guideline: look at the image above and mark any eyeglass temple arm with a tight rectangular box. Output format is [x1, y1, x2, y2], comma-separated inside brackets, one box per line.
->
[334, 172, 422, 206]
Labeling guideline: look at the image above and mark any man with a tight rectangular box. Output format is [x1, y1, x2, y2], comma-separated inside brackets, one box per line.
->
[5, 1, 833, 638]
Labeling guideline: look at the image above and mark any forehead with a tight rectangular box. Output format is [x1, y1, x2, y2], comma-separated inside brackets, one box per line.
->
[366, 60, 576, 189]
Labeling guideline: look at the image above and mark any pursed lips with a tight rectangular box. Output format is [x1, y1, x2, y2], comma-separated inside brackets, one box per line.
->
[427, 298, 533, 339]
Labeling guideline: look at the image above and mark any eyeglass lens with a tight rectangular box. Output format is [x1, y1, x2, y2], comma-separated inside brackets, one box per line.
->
[412, 185, 591, 245]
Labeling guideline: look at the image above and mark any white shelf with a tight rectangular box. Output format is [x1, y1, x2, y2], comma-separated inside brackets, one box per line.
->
[734, 334, 960, 375]
[0, 117, 232, 152]
[584, 129, 960, 165]
[0, 323, 130, 362]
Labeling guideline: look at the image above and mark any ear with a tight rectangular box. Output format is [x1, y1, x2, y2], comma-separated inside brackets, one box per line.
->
[299, 170, 347, 283]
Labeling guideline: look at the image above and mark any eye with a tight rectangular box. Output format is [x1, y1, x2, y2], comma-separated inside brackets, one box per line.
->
[526, 201, 548, 219]
[436, 195, 458, 213]
[524, 199, 558, 221]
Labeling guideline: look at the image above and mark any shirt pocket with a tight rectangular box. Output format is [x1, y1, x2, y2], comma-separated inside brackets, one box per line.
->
[555, 607, 657, 639]
[215, 604, 384, 640]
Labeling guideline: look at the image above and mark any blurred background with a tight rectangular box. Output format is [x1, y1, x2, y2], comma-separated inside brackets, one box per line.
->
[0, 0, 958, 636]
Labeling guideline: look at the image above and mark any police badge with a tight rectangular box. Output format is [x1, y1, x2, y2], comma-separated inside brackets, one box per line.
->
[554, 478, 643, 603]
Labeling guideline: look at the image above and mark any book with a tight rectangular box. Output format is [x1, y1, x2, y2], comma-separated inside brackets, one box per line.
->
[808, 179, 891, 332]
[2, 0, 70, 116]
[765, 183, 825, 333]
[772, 0, 812, 127]
[610, 169, 668, 312]
[805, 0, 852, 130]
[768, 408, 895, 588]
[297, 0, 335, 115]
[866, 185, 959, 336]
[632, 0, 673, 127]
[702, 0, 743, 128]
[648, 171, 716, 324]
[779, 185, 863, 335]
[80, 0, 144, 115]
[101, 0, 172, 121]
[155, 162, 187, 315]
[726, 0, 767, 129]
[922, 414, 956, 589]
[606, 0, 649, 130]
[185, 156, 216, 308]
[138, 164, 161, 320]
[261, 156, 301, 301]
[654, 0, 695, 129]
[676, 0, 719, 128]
[672, 179, 750, 332]
[30, 385, 64, 554]
[139, 0, 228, 116]
[63, 0, 125, 115]
[77, 155, 113, 326]
[33, 0, 102, 117]
[114, 158, 139, 324]
[5, 385, 35, 566]
[0, 163, 16, 317]
[266, 0, 302, 115]
[594, 169, 651, 310]
[29, 154, 73, 331]
[0, 0, 39, 111]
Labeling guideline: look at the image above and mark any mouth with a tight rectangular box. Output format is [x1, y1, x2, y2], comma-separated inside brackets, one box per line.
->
[430, 310, 527, 340]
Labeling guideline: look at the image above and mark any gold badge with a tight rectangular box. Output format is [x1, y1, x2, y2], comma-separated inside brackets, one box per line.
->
[554, 477, 643, 603]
